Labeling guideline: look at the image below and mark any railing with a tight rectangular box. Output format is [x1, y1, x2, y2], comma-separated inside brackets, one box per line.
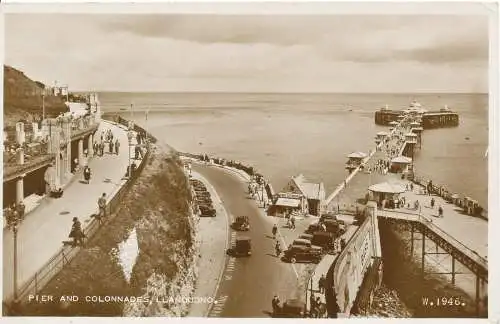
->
[411, 174, 487, 219]
[7, 118, 154, 304]
[377, 209, 488, 271]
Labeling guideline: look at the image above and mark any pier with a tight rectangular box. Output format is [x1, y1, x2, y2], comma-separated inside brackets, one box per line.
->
[310, 111, 487, 317]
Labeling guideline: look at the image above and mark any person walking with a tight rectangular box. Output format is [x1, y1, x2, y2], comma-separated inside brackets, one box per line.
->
[438, 206, 444, 217]
[109, 140, 114, 154]
[430, 197, 435, 209]
[69, 217, 85, 247]
[83, 166, 92, 184]
[309, 294, 317, 318]
[272, 295, 281, 316]
[97, 193, 107, 222]
[275, 241, 282, 257]
[272, 224, 278, 239]
[318, 274, 326, 294]
[290, 215, 296, 229]
[115, 139, 120, 155]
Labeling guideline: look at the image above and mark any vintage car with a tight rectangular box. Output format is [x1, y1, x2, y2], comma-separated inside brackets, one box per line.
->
[298, 233, 314, 241]
[231, 216, 250, 231]
[311, 231, 335, 252]
[199, 205, 216, 217]
[275, 299, 306, 318]
[290, 238, 322, 251]
[305, 222, 322, 234]
[227, 237, 252, 257]
[283, 245, 322, 264]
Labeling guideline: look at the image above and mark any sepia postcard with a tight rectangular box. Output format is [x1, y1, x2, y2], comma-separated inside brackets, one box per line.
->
[1, 1, 497, 322]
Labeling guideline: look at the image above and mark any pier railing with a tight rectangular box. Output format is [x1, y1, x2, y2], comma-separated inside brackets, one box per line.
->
[5, 119, 154, 305]
[377, 209, 488, 271]
[411, 174, 487, 220]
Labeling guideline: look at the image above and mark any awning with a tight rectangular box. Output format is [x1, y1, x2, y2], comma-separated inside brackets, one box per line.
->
[275, 198, 301, 208]
[368, 182, 406, 194]
[347, 151, 367, 159]
[391, 156, 412, 164]
[389, 121, 399, 126]
[405, 133, 418, 137]
[376, 131, 389, 136]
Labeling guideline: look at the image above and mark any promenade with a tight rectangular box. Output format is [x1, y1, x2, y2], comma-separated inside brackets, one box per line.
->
[3, 120, 137, 300]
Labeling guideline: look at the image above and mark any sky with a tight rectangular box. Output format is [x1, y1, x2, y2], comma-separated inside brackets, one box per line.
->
[4, 11, 490, 93]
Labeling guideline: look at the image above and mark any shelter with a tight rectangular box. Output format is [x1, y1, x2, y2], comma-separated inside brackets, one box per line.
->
[346, 151, 367, 171]
[390, 156, 412, 173]
[368, 181, 406, 207]
[271, 174, 325, 217]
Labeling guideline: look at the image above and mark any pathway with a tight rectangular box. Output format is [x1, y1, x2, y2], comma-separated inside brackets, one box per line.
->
[3, 120, 137, 301]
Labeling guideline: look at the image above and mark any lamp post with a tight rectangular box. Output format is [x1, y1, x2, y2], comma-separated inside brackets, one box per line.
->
[127, 131, 134, 178]
[6, 206, 24, 301]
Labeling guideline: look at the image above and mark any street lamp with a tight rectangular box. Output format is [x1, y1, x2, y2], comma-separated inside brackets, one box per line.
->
[5, 206, 24, 301]
[127, 131, 134, 178]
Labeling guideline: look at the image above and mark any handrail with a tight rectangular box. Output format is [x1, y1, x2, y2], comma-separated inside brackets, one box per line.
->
[5, 118, 155, 304]
[378, 209, 488, 270]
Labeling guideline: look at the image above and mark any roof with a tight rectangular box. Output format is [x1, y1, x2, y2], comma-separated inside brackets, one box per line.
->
[368, 182, 406, 194]
[275, 197, 301, 208]
[291, 174, 324, 200]
[405, 133, 418, 137]
[391, 156, 412, 164]
[376, 131, 389, 136]
[347, 151, 367, 159]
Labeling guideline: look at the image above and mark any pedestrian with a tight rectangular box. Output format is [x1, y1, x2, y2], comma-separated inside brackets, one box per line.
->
[99, 142, 104, 156]
[309, 293, 317, 318]
[430, 197, 435, 209]
[272, 295, 281, 316]
[290, 215, 296, 229]
[275, 241, 282, 257]
[69, 217, 85, 247]
[84, 148, 88, 158]
[97, 193, 107, 222]
[438, 206, 443, 217]
[410, 183, 414, 192]
[109, 140, 114, 154]
[318, 274, 326, 294]
[83, 165, 91, 184]
[315, 297, 322, 317]
[340, 238, 347, 250]
[16, 201, 26, 220]
[115, 139, 120, 155]
[272, 224, 277, 239]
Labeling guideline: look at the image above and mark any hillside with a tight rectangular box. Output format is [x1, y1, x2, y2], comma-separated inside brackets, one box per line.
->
[3, 65, 69, 127]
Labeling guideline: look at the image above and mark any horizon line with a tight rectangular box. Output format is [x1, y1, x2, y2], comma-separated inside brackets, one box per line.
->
[73, 90, 489, 95]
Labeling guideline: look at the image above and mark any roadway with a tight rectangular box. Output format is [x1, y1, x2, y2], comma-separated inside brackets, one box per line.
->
[192, 163, 309, 317]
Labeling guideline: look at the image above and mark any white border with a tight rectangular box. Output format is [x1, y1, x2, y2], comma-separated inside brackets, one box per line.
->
[0, 1, 498, 324]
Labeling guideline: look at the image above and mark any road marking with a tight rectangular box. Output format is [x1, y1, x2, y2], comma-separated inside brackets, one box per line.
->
[209, 295, 228, 317]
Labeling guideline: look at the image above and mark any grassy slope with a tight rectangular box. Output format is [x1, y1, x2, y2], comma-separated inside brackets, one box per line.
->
[3, 65, 69, 127]
[17, 146, 195, 316]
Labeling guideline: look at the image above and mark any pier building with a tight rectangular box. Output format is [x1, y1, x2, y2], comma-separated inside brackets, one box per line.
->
[375, 101, 459, 129]
[306, 113, 487, 318]
[269, 174, 325, 217]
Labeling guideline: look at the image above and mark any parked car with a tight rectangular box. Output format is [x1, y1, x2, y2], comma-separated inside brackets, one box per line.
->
[283, 245, 322, 263]
[290, 238, 322, 251]
[298, 233, 314, 241]
[305, 222, 322, 234]
[320, 213, 337, 223]
[227, 237, 252, 257]
[311, 231, 335, 252]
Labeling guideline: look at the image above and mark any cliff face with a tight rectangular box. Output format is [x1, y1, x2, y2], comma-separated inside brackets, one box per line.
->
[3, 65, 69, 127]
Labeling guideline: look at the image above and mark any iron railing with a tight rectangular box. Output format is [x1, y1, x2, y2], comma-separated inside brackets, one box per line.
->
[5, 117, 154, 304]
[377, 209, 488, 271]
